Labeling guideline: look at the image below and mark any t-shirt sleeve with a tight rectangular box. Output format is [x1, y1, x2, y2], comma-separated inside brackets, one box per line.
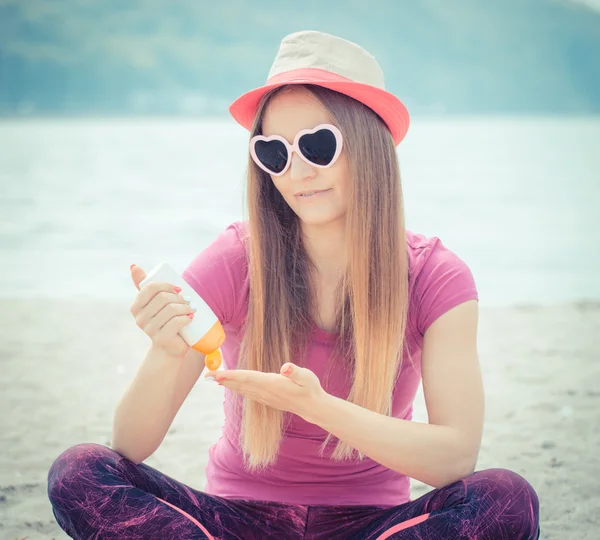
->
[181, 222, 248, 327]
[413, 238, 479, 335]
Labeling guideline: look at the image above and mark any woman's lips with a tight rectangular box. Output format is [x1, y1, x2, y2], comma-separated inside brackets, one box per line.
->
[295, 189, 332, 199]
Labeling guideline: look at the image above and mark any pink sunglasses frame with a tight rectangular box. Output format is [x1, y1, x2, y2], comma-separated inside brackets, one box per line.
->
[249, 123, 344, 177]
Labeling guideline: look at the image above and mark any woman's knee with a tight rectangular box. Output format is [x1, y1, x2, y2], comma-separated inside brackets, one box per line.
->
[471, 468, 538, 502]
[47, 443, 116, 502]
[469, 468, 540, 535]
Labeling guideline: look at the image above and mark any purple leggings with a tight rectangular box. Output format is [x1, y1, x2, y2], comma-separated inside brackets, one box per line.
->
[47, 443, 540, 539]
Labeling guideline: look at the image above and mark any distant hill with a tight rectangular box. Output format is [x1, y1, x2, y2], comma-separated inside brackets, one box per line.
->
[0, 0, 599, 117]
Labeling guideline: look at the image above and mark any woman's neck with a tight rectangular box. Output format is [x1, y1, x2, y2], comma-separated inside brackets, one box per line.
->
[301, 221, 347, 282]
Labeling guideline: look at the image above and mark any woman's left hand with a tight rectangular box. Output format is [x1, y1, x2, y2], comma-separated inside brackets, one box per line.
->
[207, 363, 326, 423]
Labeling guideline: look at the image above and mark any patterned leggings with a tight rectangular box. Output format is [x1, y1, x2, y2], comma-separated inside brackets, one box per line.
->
[47, 443, 540, 539]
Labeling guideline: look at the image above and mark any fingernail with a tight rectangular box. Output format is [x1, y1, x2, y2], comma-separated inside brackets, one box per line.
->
[189, 303, 197, 311]
[204, 376, 215, 382]
[174, 286, 182, 293]
[130, 264, 136, 270]
[187, 313, 195, 319]
[183, 295, 192, 302]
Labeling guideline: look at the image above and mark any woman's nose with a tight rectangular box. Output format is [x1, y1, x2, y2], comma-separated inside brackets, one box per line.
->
[289, 151, 316, 181]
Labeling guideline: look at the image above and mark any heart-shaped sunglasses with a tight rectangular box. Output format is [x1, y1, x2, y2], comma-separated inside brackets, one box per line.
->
[250, 124, 343, 177]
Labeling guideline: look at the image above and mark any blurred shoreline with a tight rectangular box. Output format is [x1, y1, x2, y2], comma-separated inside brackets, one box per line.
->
[2, 117, 599, 307]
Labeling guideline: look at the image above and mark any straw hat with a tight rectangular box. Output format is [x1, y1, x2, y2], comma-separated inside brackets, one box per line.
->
[229, 30, 410, 145]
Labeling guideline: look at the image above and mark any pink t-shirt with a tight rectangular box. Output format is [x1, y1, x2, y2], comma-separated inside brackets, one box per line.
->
[182, 220, 478, 506]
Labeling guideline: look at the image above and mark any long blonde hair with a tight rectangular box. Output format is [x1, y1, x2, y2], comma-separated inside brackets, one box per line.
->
[237, 84, 410, 469]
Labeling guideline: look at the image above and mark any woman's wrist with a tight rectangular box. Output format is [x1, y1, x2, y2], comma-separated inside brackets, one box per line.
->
[300, 390, 336, 425]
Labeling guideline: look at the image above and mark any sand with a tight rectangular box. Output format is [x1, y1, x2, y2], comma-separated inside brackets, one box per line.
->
[1, 298, 599, 539]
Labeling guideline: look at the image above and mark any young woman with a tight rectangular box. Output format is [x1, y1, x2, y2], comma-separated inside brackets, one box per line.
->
[48, 31, 540, 539]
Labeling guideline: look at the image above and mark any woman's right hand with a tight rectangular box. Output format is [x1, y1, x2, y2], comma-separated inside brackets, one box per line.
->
[129, 264, 196, 358]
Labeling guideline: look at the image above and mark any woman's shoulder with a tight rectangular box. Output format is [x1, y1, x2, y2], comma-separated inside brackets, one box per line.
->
[406, 229, 446, 275]
[181, 220, 250, 327]
[201, 220, 249, 262]
[406, 229, 470, 278]
[231, 219, 250, 239]
[405, 229, 478, 335]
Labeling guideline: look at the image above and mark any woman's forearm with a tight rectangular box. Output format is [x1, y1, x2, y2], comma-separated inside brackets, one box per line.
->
[309, 393, 478, 488]
[111, 345, 199, 463]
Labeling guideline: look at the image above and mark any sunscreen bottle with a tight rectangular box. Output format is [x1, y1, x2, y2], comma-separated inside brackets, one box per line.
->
[139, 262, 224, 371]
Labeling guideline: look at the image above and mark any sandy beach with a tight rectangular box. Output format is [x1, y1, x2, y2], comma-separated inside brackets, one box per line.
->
[1, 298, 599, 539]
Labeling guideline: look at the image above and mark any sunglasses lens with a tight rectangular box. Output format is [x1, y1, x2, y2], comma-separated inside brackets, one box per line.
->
[299, 128, 337, 166]
[254, 139, 288, 174]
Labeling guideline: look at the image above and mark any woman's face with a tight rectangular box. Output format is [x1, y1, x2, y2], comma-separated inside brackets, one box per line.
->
[261, 87, 351, 229]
